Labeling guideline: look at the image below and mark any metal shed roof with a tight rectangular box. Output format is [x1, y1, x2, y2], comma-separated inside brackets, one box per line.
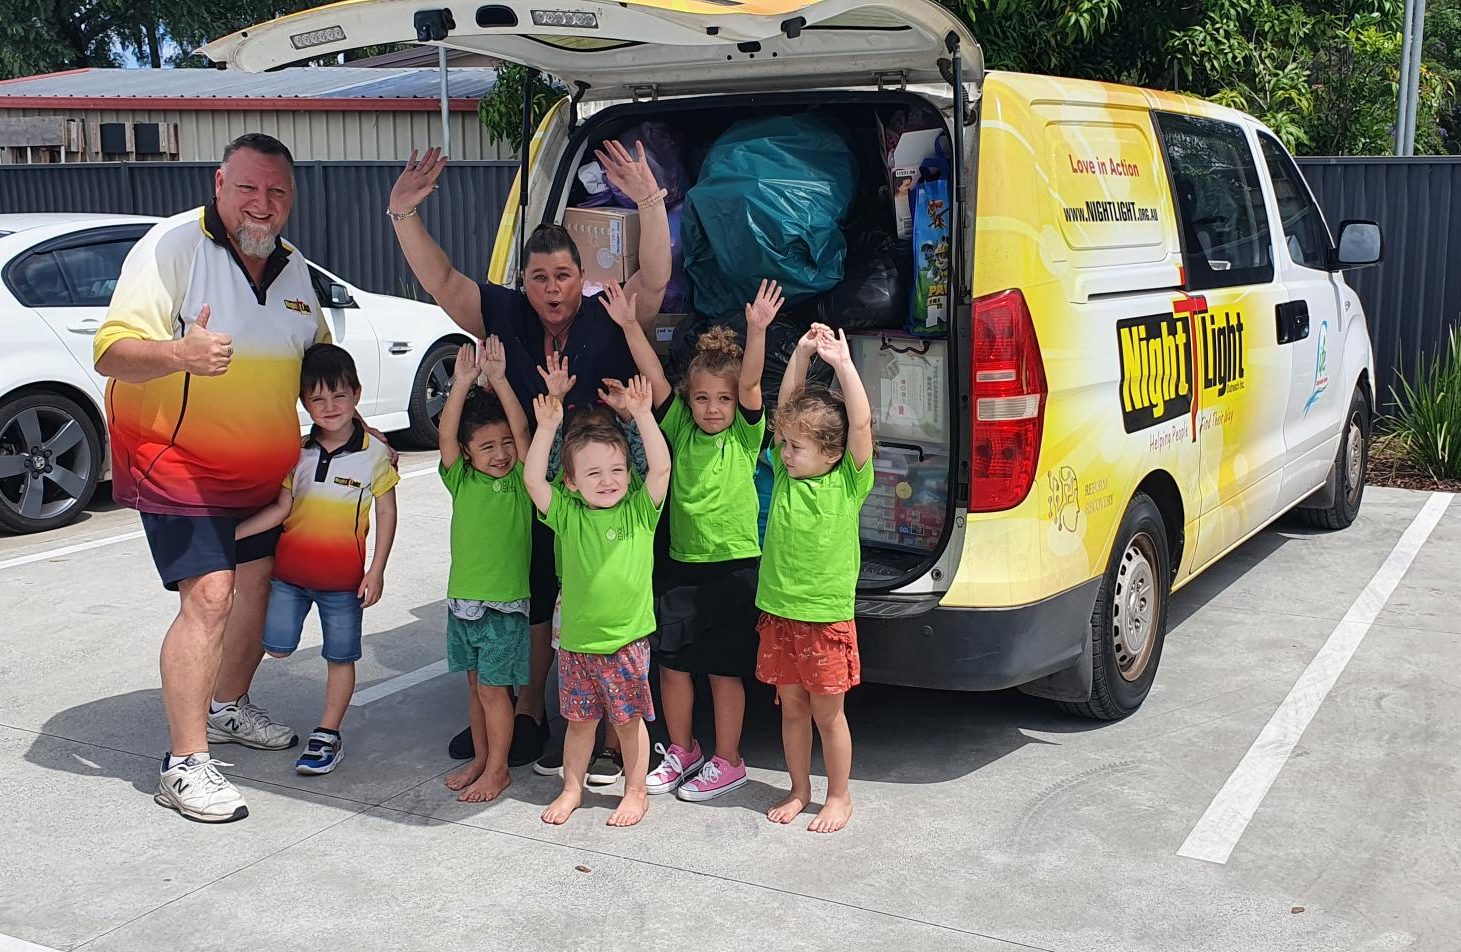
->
[0, 67, 496, 111]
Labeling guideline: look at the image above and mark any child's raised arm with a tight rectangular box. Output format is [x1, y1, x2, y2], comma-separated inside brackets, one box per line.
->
[778, 324, 823, 413]
[741, 278, 783, 412]
[537, 350, 577, 401]
[524, 395, 563, 514]
[438, 341, 480, 469]
[816, 327, 873, 468]
[479, 335, 530, 455]
[625, 375, 671, 505]
[601, 280, 671, 409]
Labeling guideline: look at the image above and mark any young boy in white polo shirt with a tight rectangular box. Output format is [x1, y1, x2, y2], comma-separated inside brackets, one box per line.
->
[235, 343, 398, 774]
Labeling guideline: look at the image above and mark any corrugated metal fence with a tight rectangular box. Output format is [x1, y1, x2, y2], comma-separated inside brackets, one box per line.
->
[3, 157, 1456, 408]
[1297, 157, 1461, 408]
[0, 160, 519, 300]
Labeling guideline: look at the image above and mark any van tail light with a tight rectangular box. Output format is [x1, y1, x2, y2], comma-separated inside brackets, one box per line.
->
[970, 289, 1047, 512]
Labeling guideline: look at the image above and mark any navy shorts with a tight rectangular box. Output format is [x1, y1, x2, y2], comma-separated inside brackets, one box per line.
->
[140, 512, 282, 592]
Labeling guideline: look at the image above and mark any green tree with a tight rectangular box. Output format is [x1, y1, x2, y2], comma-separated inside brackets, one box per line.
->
[476, 64, 563, 155]
[1427, 0, 1461, 151]
[945, 0, 1456, 155]
[0, 0, 317, 78]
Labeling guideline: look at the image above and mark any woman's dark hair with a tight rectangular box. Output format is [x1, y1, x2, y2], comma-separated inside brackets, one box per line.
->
[524, 223, 582, 270]
[459, 387, 509, 444]
[300, 343, 359, 394]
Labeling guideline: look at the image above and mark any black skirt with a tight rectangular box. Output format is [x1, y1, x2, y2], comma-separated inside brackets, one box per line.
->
[652, 556, 761, 677]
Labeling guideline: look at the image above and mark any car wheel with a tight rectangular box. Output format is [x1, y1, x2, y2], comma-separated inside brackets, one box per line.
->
[1060, 492, 1171, 721]
[0, 391, 103, 534]
[1295, 387, 1368, 530]
[404, 340, 462, 449]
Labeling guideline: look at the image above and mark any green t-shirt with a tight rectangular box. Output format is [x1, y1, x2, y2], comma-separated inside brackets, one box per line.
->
[660, 395, 765, 563]
[756, 450, 874, 623]
[440, 458, 532, 602]
[541, 479, 662, 653]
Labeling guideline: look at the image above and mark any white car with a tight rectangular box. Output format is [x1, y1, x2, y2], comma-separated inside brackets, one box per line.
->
[0, 212, 472, 534]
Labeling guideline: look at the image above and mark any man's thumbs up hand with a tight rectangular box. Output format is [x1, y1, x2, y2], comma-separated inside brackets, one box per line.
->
[175, 304, 232, 376]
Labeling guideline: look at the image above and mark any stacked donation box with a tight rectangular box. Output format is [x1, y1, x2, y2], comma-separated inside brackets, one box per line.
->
[849, 333, 949, 553]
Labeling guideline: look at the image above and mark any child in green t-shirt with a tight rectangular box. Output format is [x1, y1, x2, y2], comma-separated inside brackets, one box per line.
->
[756, 323, 875, 834]
[524, 375, 671, 828]
[437, 336, 533, 804]
[602, 278, 783, 803]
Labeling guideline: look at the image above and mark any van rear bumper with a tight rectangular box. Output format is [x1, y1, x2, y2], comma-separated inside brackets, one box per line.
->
[854, 578, 1100, 692]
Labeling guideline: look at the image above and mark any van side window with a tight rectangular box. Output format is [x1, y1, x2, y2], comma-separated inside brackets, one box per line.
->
[1257, 133, 1332, 270]
[1154, 112, 1274, 291]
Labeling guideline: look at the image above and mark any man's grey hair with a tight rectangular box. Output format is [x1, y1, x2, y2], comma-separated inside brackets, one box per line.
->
[222, 133, 294, 169]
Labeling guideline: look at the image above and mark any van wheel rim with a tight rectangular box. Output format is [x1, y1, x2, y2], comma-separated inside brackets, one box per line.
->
[0, 405, 92, 522]
[1344, 415, 1364, 502]
[1112, 533, 1159, 682]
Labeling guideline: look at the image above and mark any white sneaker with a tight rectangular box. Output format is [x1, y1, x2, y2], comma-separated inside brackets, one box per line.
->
[155, 754, 249, 823]
[207, 695, 299, 750]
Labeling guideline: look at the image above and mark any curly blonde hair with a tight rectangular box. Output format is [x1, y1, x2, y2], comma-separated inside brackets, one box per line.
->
[774, 385, 848, 458]
[681, 325, 743, 397]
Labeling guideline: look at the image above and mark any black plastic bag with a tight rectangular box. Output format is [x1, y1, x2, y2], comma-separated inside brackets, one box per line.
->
[812, 227, 911, 331]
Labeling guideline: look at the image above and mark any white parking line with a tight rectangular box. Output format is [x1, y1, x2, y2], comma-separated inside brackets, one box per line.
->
[0, 933, 63, 952]
[350, 660, 450, 707]
[1178, 491, 1454, 865]
[0, 530, 146, 572]
[0, 464, 438, 575]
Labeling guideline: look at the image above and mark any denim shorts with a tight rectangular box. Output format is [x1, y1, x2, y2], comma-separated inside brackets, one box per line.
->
[263, 578, 364, 663]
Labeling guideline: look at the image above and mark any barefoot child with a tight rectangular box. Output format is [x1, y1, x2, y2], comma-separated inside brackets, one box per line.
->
[438, 336, 533, 802]
[756, 323, 874, 833]
[525, 376, 670, 827]
[235, 343, 398, 775]
[604, 278, 782, 801]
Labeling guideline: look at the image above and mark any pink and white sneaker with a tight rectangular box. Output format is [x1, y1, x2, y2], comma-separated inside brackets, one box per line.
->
[677, 755, 748, 802]
[646, 742, 703, 795]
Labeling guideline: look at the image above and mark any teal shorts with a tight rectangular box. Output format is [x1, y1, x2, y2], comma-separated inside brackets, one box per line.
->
[446, 608, 530, 687]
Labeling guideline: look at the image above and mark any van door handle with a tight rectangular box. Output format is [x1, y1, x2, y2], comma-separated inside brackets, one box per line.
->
[67, 319, 100, 335]
[1276, 300, 1309, 345]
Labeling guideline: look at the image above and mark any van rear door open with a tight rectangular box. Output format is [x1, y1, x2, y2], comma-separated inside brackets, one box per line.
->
[200, 0, 980, 99]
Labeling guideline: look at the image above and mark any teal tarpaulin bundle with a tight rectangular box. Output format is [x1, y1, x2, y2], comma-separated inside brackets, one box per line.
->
[680, 114, 858, 319]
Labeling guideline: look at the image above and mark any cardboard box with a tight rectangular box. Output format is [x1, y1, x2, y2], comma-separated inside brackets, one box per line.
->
[564, 206, 640, 289]
[860, 446, 948, 551]
[876, 114, 943, 238]
[849, 332, 949, 445]
[651, 312, 687, 357]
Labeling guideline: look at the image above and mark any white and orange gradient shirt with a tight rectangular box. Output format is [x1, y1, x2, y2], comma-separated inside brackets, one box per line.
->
[94, 204, 330, 517]
[274, 422, 398, 592]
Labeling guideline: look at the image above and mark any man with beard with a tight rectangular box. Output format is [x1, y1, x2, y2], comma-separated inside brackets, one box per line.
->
[94, 134, 332, 822]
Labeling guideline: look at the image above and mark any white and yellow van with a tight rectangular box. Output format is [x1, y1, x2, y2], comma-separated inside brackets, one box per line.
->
[204, 0, 1383, 719]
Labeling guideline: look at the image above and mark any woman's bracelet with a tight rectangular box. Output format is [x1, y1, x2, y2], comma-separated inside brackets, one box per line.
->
[387, 207, 418, 222]
[635, 188, 668, 210]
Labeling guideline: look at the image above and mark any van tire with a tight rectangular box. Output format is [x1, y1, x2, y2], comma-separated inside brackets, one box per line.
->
[1060, 492, 1171, 721]
[1294, 388, 1368, 530]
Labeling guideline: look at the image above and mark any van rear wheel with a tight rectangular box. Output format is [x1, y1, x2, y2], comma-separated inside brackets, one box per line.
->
[1060, 492, 1171, 721]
